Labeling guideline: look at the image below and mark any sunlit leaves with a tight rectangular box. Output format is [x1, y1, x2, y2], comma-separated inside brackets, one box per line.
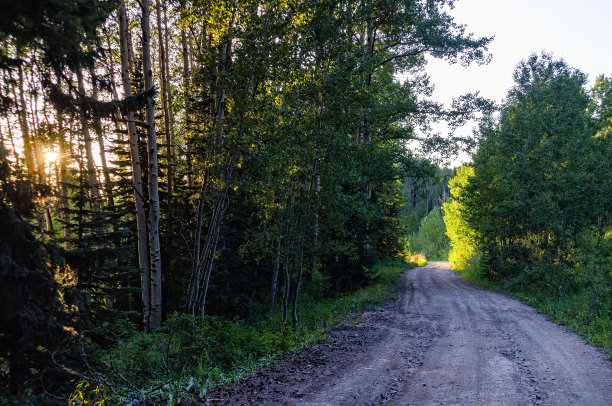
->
[459, 53, 610, 277]
[442, 165, 477, 269]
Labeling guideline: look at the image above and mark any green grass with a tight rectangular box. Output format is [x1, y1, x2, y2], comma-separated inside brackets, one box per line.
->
[452, 254, 493, 287]
[512, 287, 611, 356]
[70, 261, 417, 405]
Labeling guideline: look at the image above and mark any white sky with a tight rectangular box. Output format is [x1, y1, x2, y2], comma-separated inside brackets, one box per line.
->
[420, 0, 612, 166]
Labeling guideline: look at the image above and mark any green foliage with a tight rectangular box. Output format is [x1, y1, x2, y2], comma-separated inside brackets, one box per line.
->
[590, 74, 612, 128]
[589, 75, 612, 228]
[464, 53, 609, 277]
[1, 0, 493, 400]
[409, 207, 449, 261]
[403, 165, 453, 234]
[448, 54, 612, 357]
[0, 203, 81, 403]
[443, 165, 478, 269]
[401, 165, 454, 263]
[375, 180, 411, 260]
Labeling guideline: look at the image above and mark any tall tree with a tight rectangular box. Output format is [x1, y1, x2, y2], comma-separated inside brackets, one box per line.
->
[443, 165, 478, 269]
[464, 53, 607, 276]
[76, 68, 102, 219]
[140, 0, 163, 331]
[117, 0, 151, 329]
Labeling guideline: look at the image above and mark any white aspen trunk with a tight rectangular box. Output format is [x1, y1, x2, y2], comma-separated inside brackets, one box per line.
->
[90, 67, 114, 209]
[282, 256, 290, 324]
[155, 0, 175, 259]
[4, 117, 20, 171]
[24, 60, 45, 184]
[187, 11, 266, 319]
[187, 37, 231, 318]
[291, 244, 304, 327]
[270, 237, 281, 304]
[118, 0, 151, 330]
[88, 69, 114, 309]
[179, 0, 193, 187]
[196, 187, 227, 319]
[141, 0, 163, 331]
[160, 2, 175, 202]
[57, 115, 71, 245]
[52, 75, 71, 245]
[311, 174, 320, 282]
[186, 176, 209, 315]
[16, 61, 36, 179]
[281, 218, 291, 324]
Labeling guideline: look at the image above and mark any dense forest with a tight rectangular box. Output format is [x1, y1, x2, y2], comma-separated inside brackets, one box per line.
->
[0, 0, 492, 403]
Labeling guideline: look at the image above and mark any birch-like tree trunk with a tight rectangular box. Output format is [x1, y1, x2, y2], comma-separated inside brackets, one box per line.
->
[282, 253, 290, 323]
[90, 67, 114, 209]
[141, 0, 163, 331]
[16, 59, 37, 179]
[185, 36, 232, 318]
[179, 0, 193, 187]
[156, 0, 175, 262]
[117, 0, 151, 330]
[291, 243, 304, 326]
[156, 0, 175, 205]
[56, 108, 71, 245]
[270, 238, 281, 304]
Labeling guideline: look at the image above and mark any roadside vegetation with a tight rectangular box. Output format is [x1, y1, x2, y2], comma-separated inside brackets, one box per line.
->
[69, 260, 422, 405]
[408, 207, 450, 261]
[444, 54, 612, 357]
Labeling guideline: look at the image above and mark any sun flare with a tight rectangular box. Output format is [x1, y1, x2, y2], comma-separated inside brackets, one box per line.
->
[45, 151, 59, 164]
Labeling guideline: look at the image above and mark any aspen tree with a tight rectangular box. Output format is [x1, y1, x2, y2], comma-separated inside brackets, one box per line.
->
[140, 0, 163, 330]
[117, 0, 151, 329]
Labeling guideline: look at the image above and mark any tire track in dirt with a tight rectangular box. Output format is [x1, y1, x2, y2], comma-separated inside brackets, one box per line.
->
[209, 262, 612, 405]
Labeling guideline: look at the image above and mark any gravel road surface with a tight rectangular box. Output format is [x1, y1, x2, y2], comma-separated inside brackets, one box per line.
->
[210, 262, 612, 405]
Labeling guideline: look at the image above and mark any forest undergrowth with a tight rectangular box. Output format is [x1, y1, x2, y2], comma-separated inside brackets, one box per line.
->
[68, 259, 425, 405]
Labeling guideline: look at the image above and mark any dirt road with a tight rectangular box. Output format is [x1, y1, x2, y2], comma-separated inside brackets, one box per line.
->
[210, 262, 612, 405]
